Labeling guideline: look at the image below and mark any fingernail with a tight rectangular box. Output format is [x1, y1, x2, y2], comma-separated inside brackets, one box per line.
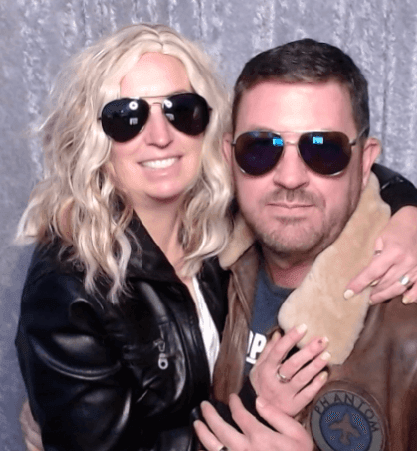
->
[370, 280, 379, 287]
[319, 371, 328, 381]
[343, 289, 355, 300]
[318, 336, 329, 346]
[402, 295, 412, 305]
[256, 397, 266, 408]
[296, 323, 308, 334]
[369, 298, 374, 305]
[320, 351, 331, 362]
[272, 331, 280, 340]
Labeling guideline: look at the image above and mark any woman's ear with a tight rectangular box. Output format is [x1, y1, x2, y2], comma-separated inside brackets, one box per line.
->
[105, 161, 117, 184]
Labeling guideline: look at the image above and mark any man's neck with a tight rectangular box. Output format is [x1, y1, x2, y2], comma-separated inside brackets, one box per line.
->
[262, 246, 314, 289]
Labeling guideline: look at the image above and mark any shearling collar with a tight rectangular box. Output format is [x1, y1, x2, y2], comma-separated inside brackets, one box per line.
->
[220, 174, 391, 364]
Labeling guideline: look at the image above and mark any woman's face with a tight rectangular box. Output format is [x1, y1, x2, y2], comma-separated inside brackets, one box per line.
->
[109, 52, 204, 210]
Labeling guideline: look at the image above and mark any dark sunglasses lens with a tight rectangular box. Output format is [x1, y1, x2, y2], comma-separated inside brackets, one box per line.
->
[101, 99, 148, 143]
[299, 132, 351, 175]
[235, 132, 284, 176]
[163, 93, 210, 135]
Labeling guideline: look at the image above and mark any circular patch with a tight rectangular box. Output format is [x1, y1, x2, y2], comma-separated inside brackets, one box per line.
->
[311, 389, 384, 451]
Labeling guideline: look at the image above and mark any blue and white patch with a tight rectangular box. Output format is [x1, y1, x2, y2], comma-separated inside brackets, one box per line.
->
[311, 389, 384, 451]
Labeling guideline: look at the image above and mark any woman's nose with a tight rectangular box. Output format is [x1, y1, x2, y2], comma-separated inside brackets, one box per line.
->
[142, 103, 174, 148]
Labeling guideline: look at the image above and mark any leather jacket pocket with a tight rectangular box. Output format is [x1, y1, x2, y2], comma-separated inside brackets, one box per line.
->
[122, 320, 189, 418]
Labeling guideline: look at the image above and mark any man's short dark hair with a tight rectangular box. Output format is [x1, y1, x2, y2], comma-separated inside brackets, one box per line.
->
[232, 39, 370, 137]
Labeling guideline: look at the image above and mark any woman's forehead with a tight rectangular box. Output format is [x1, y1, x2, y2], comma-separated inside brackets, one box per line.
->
[120, 52, 192, 98]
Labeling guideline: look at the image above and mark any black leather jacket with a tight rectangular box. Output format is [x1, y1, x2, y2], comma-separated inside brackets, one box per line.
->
[16, 217, 229, 451]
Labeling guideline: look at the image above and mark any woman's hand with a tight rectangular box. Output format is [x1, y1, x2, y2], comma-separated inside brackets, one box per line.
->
[20, 400, 43, 451]
[249, 325, 329, 417]
[194, 394, 313, 451]
[345, 206, 417, 304]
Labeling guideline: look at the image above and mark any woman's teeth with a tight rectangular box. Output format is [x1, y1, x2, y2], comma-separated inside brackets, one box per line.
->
[142, 157, 178, 169]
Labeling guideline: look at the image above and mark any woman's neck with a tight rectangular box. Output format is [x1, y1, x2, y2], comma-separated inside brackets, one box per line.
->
[134, 201, 184, 269]
[133, 199, 197, 301]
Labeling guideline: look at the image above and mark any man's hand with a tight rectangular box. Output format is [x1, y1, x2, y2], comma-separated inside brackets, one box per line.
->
[345, 206, 417, 304]
[249, 325, 329, 417]
[194, 394, 313, 451]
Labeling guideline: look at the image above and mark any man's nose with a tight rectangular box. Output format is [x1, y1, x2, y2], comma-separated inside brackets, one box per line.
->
[272, 142, 310, 189]
[142, 104, 173, 147]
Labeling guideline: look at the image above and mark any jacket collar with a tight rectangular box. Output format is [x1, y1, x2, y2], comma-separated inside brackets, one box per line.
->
[125, 215, 180, 283]
[221, 174, 391, 365]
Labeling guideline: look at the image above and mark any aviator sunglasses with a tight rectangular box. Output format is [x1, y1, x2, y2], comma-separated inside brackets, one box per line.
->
[100, 92, 211, 143]
[232, 129, 367, 176]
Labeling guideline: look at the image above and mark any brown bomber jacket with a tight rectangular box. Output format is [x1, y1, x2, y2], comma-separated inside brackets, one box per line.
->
[213, 175, 417, 450]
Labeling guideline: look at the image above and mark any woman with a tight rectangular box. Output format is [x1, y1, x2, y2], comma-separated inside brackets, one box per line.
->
[15, 22, 417, 451]
[15, 23, 233, 451]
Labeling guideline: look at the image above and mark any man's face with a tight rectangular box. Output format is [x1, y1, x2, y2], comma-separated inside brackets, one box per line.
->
[227, 80, 379, 263]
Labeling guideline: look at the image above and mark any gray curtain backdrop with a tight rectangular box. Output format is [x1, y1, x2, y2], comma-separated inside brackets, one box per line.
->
[1, 0, 416, 449]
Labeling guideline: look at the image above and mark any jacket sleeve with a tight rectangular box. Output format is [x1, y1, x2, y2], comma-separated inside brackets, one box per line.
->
[372, 163, 417, 214]
[403, 367, 417, 448]
[16, 267, 137, 451]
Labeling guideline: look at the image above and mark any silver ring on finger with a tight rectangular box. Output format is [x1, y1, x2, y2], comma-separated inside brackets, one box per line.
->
[277, 365, 291, 383]
[399, 274, 411, 286]
[218, 447, 229, 451]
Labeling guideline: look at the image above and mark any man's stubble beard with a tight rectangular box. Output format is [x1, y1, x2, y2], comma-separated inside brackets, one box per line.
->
[240, 185, 360, 264]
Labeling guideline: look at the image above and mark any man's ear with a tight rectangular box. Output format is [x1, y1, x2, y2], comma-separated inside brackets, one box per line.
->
[222, 132, 233, 166]
[361, 137, 381, 189]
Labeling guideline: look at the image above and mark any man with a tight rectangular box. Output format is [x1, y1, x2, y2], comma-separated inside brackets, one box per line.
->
[208, 39, 417, 450]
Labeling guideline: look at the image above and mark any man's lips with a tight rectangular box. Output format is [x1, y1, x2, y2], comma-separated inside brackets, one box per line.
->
[267, 202, 314, 209]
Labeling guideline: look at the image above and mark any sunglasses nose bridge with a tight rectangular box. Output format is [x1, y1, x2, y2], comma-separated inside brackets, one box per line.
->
[275, 138, 304, 166]
[271, 139, 310, 188]
[285, 139, 306, 165]
[142, 102, 174, 147]
[279, 135, 318, 169]
[148, 101, 176, 129]
[148, 101, 163, 111]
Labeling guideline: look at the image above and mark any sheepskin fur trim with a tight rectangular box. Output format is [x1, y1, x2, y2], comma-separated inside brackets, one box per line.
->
[219, 212, 255, 269]
[278, 174, 390, 364]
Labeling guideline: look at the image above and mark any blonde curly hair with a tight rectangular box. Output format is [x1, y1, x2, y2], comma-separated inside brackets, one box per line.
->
[16, 23, 232, 302]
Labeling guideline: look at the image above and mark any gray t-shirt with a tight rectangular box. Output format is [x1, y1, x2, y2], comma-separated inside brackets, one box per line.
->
[244, 264, 293, 375]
